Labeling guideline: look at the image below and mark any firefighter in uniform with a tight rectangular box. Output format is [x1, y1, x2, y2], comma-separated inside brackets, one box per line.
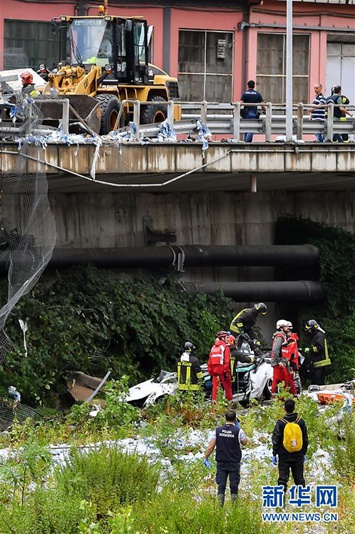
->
[230, 303, 267, 354]
[305, 320, 331, 386]
[20, 71, 39, 97]
[228, 334, 256, 385]
[177, 341, 203, 391]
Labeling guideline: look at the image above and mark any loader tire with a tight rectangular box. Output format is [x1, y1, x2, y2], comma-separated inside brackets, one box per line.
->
[95, 94, 121, 135]
[141, 95, 167, 124]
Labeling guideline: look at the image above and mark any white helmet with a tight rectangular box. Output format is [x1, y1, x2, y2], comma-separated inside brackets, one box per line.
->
[287, 321, 293, 329]
[276, 319, 289, 330]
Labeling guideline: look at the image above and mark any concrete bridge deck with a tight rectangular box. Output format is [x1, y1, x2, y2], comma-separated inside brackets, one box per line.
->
[1, 141, 355, 193]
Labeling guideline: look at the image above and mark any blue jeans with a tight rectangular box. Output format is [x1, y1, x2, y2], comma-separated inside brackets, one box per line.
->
[244, 112, 258, 142]
[315, 133, 324, 142]
[216, 461, 241, 495]
[333, 133, 343, 142]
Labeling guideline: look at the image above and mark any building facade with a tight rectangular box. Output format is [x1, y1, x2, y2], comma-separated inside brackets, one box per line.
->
[1, 0, 354, 105]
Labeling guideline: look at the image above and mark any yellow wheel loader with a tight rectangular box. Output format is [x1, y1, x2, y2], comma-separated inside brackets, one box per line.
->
[44, 3, 180, 134]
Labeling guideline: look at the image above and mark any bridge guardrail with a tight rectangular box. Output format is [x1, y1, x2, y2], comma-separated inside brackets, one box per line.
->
[1, 96, 355, 142]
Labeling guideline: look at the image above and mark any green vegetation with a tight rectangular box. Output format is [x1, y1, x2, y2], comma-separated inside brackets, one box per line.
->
[0, 216, 354, 405]
[0, 266, 233, 405]
[0, 392, 353, 533]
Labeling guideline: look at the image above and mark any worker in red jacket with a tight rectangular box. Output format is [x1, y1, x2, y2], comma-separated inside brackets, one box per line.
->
[271, 320, 296, 396]
[208, 331, 233, 402]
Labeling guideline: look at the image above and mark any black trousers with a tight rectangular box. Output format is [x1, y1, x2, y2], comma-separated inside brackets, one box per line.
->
[216, 461, 241, 495]
[278, 456, 305, 492]
[311, 366, 326, 386]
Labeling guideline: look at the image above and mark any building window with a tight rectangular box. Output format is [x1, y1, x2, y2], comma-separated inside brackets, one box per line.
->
[257, 33, 309, 104]
[178, 30, 233, 102]
[4, 19, 60, 71]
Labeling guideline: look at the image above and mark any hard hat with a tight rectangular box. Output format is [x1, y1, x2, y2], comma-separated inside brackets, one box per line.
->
[227, 335, 236, 345]
[20, 71, 33, 84]
[216, 330, 228, 339]
[184, 341, 195, 352]
[254, 303, 267, 315]
[305, 319, 319, 332]
[276, 319, 289, 330]
[287, 321, 293, 329]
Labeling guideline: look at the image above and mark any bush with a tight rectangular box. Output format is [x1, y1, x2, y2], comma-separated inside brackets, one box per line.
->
[0, 266, 233, 405]
[55, 445, 160, 516]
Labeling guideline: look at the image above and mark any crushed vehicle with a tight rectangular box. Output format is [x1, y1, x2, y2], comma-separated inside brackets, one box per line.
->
[125, 352, 274, 409]
[125, 370, 178, 409]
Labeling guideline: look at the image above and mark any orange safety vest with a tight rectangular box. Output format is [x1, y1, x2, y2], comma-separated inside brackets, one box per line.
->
[271, 331, 288, 361]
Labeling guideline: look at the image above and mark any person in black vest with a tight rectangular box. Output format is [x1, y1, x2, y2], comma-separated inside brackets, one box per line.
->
[326, 85, 353, 142]
[240, 80, 265, 142]
[204, 409, 248, 506]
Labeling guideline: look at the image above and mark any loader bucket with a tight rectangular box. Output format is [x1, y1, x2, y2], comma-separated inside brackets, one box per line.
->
[36, 94, 102, 134]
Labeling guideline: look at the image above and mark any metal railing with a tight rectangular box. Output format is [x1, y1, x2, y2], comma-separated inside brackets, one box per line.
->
[1, 96, 355, 142]
[179, 101, 355, 142]
[110, 99, 355, 142]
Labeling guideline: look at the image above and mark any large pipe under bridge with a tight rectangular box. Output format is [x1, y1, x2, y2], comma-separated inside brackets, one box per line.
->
[1, 244, 322, 302]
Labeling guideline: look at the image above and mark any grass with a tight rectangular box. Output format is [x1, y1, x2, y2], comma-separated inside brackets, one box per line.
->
[0, 392, 353, 533]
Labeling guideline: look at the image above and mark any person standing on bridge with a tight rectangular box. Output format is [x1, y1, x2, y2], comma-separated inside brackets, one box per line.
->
[240, 80, 265, 142]
[20, 71, 38, 97]
[308, 83, 326, 142]
[326, 85, 353, 142]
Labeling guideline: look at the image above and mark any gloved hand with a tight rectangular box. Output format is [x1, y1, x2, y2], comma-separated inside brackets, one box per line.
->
[235, 418, 240, 429]
[203, 459, 211, 468]
[304, 347, 310, 354]
[250, 355, 255, 364]
[303, 455, 306, 463]
[272, 455, 277, 466]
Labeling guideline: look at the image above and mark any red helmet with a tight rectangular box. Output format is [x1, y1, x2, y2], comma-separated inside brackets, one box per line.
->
[216, 330, 228, 339]
[227, 335, 236, 345]
[20, 71, 33, 84]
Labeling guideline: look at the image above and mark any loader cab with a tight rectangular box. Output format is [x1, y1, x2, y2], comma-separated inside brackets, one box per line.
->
[62, 16, 150, 85]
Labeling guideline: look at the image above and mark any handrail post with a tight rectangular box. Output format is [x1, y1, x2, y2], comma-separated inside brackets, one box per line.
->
[62, 98, 70, 136]
[326, 103, 334, 142]
[133, 99, 140, 140]
[265, 102, 272, 142]
[233, 102, 240, 141]
[201, 100, 208, 124]
[297, 102, 303, 141]
[167, 100, 174, 128]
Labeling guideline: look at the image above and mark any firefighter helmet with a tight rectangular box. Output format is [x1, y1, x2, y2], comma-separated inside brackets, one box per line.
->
[254, 303, 267, 315]
[305, 319, 319, 332]
[20, 71, 33, 84]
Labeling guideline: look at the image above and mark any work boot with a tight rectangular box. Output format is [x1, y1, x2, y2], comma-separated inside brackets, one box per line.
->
[231, 493, 238, 504]
[217, 494, 225, 507]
